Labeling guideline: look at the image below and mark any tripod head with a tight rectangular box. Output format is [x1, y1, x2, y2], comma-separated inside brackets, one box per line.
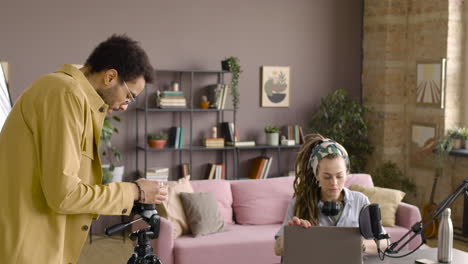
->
[105, 202, 162, 264]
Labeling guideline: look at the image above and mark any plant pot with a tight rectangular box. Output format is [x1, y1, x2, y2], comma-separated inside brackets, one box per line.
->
[101, 165, 125, 184]
[453, 139, 463, 149]
[148, 139, 167, 149]
[221, 60, 230, 71]
[266, 133, 279, 146]
[200, 101, 210, 109]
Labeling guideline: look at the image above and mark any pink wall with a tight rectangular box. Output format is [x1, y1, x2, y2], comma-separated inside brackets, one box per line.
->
[1, 0, 363, 231]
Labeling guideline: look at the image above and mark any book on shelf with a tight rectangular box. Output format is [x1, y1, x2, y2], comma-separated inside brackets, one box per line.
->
[180, 163, 190, 178]
[281, 125, 304, 145]
[221, 122, 238, 142]
[168, 127, 184, 148]
[146, 167, 169, 182]
[248, 157, 267, 179]
[207, 84, 229, 109]
[261, 157, 273, 179]
[156, 90, 187, 108]
[248, 156, 273, 179]
[203, 138, 225, 148]
[207, 163, 225, 180]
[226, 140, 256, 147]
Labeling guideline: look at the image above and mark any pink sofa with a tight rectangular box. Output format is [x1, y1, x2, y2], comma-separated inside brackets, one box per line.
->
[136, 174, 421, 264]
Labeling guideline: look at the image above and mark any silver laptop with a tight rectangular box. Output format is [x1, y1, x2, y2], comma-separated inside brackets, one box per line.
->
[283, 226, 362, 264]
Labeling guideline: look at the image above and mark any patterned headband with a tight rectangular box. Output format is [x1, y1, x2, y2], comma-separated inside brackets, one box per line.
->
[307, 139, 350, 176]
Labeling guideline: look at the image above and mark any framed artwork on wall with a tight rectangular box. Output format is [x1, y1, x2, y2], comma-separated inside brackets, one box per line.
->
[416, 58, 446, 108]
[410, 122, 438, 168]
[261, 66, 290, 107]
[0, 62, 12, 131]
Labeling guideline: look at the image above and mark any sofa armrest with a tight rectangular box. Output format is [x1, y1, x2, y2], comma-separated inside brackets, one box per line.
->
[395, 202, 421, 229]
[151, 217, 175, 264]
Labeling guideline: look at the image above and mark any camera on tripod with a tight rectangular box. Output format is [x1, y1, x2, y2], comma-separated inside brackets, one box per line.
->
[105, 202, 163, 264]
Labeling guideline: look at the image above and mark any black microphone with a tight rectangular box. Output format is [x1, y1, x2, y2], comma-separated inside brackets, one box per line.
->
[359, 203, 390, 240]
[369, 204, 384, 238]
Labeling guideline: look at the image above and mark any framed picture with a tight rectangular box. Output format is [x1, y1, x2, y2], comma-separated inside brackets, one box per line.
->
[410, 122, 438, 168]
[261, 66, 290, 107]
[0, 62, 12, 131]
[416, 58, 446, 108]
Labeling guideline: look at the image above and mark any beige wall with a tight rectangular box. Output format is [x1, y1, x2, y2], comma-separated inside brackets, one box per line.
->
[363, 0, 466, 227]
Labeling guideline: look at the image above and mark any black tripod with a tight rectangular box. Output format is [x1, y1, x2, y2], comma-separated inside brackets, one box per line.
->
[105, 203, 162, 264]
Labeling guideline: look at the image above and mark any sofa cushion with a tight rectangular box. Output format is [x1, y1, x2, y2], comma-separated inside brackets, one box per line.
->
[158, 176, 194, 239]
[174, 224, 281, 264]
[190, 179, 234, 224]
[349, 184, 405, 227]
[231, 176, 294, 225]
[179, 192, 225, 237]
[345, 173, 374, 188]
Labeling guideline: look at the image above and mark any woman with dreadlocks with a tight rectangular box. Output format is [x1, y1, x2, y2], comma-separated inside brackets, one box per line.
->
[274, 134, 381, 256]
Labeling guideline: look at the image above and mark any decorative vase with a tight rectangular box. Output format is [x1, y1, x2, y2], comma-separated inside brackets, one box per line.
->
[266, 133, 279, 146]
[148, 139, 166, 149]
[101, 165, 125, 184]
[453, 139, 463, 149]
[200, 101, 210, 109]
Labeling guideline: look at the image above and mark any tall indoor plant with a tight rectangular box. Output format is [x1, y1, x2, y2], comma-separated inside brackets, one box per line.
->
[309, 89, 373, 173]
[100, 115, 124, 184]
[221, 56, 242, 109]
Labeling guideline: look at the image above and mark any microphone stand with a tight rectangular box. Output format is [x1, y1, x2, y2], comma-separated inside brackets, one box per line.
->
[384, 178, 468, 256]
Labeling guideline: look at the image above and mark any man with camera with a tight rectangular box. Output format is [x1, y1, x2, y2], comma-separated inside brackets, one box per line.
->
[0, 34, 167, 263]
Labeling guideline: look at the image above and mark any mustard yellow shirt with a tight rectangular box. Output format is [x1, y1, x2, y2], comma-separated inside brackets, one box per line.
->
[0, 64, 135, 264]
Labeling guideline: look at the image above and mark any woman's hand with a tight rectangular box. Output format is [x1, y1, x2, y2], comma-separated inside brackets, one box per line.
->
[288, 216, 312, 228]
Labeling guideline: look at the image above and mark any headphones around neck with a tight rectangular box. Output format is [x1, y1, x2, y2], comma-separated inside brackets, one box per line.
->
[319, 201, 342, 216]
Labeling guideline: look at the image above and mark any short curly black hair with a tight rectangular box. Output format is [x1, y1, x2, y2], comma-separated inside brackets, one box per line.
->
[84, 34, 155, 83]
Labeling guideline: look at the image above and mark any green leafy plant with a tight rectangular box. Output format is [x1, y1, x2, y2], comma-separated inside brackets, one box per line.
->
[100, 116, 122, 171]
[371, 161, 417, 202]
[148, 131, 168, 141]
[264, 125, 280, 134]
[447, 128, 464, 140]
[222, 56, 242, 109]
[434, 135, 453, 168]
[309, 89, 373, 173]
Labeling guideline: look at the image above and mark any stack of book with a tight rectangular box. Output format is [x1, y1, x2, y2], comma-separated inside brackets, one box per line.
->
[203, 138, 225, 148]
[146, 167, 169, 182]
[207, 84, 229, 109]
[168, 126, 184, 148]
[207, 163, 225, 179]
[281, 125, 305, 144]
[248, 156, 273, 179]
[226, 140, 256, 147]
[156, 90, 187, 108]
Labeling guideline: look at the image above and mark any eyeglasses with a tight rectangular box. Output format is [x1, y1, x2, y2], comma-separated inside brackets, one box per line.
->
[122, 80, 135, 103]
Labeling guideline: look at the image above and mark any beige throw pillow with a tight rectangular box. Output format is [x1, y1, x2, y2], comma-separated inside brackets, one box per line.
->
[349, 184, 405, 227]
[157, 176, 194, 238]
[179, 192, 225, 237]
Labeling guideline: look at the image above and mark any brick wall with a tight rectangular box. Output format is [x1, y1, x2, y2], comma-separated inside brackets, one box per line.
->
[363, 0, 466, 226]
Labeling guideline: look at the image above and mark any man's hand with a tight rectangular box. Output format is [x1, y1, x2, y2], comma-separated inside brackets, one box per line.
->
[288, 216, 312, 228]
[133, 179, 168, 204]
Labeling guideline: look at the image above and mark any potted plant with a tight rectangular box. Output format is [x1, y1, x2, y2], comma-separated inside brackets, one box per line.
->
[264, 125, 280, 146]
[308, 89, 373, 173]
[221, 56, 242, 109]
[100, 116, 124, 184]
[447, 128, 464, 149]
[148, 131, 168, 149]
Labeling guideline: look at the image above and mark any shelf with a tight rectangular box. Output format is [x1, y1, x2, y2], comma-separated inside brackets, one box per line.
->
[136, 107, 235, 112]
[137, 145, 236, 151]
[234, 144, 302, 150]
[156, 69, 229, 73]
[449, 149, 468, 157]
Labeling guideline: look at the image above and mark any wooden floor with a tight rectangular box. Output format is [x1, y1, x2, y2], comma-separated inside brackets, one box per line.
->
[78, 234, 468, 264]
